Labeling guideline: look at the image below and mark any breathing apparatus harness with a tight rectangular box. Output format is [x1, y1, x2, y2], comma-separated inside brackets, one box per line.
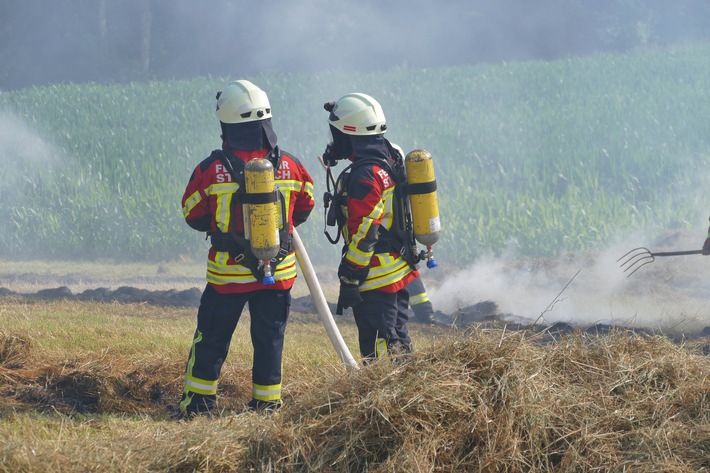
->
[322, 142, 425, 269]
[208, 147, 292, 282]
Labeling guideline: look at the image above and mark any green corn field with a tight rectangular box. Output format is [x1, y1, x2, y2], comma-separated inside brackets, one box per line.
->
[1, 44, 709, 266]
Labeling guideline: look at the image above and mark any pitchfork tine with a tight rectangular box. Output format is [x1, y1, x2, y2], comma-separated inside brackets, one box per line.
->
[623, 256, 655, 277]
[617, 247, 655, 277]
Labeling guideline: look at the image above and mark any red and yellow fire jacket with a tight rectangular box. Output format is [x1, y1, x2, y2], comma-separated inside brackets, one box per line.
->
[339, 158, 419, 293]
[182, 147, 315, 293]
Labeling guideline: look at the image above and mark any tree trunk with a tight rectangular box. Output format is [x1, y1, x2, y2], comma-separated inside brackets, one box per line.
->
[98, 0, 107, 52]
[139, 0, 151, 72]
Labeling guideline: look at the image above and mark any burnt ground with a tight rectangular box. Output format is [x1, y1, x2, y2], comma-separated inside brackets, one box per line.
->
[1, 283, 708, 354]
[1, 260, 708, 418]
[1, 237, 710, 354]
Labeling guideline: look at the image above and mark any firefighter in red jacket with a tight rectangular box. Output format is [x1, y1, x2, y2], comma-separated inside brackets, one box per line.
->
[177, 80, 315, 416]
[321, 92, 419, 362]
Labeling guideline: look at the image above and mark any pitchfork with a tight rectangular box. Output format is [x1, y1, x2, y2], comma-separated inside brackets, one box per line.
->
[617, 247, 703, 277]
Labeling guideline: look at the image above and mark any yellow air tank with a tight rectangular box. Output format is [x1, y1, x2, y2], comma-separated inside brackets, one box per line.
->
[405, 149, 440, 248]
[243, 158, 280, 283]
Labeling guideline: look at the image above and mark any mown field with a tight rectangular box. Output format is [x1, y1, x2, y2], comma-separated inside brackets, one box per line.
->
[0, 296, 708, 472]
[2, 44, 710, 265]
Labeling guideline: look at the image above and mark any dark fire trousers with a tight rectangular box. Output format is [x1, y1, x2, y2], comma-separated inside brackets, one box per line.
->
[352, 286, 412, 361]
[179, 284, 290, 414]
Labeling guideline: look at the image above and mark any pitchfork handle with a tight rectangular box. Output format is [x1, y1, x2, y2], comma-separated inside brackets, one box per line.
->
[650, 250, 703, 257]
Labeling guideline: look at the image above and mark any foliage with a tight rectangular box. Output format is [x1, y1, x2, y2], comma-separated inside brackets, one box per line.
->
[4, 0, 710, 90]
[1, 44, 710, 265]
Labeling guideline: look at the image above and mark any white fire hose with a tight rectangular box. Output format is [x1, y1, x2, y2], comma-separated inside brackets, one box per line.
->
[292, 229, 360, 370]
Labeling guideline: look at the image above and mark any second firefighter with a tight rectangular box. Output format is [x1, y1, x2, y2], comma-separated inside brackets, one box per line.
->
[321, 92, 419, 362]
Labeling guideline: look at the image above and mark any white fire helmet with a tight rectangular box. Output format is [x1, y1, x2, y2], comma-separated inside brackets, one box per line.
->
[327, 92, 387, 136]
[215, 80, 272, 124]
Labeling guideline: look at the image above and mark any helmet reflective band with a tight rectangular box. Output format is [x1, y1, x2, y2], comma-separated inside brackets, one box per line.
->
[216, 80, 272, 124]
[328, 93, 386, 136]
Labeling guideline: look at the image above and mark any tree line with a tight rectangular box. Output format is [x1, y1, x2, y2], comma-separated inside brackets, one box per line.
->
[1, 0, 710, 90]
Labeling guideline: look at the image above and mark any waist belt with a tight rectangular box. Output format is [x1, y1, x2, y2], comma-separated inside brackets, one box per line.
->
[374, 235, 420, 269]
[210, 233, 244, 253]
[374, 237, 399, 254]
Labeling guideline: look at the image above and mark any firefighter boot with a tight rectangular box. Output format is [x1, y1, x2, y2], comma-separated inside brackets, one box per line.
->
[175, 392, 217, 420]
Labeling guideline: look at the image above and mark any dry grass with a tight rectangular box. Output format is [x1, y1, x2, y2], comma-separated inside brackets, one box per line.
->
[0, 298, 708, 472]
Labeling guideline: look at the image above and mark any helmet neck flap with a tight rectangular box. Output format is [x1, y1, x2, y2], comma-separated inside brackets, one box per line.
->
[326, 125, 389, 164]
[221, 118, 278, 152]
[350, 133, 390, 161]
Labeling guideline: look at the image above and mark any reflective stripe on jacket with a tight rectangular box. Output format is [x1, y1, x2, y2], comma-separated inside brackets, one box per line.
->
[182, 148, 315, 293]
[343, 158, 418, 293]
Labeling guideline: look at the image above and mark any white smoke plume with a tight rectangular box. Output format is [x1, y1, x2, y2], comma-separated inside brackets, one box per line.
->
[428, 230, 710, 334]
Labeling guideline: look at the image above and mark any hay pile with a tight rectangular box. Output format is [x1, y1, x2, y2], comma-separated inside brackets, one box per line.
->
[253, 329, 709, 472]
[1, 328, 708, 472]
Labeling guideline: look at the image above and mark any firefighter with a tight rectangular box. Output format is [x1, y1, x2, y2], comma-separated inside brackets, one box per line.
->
[177, 80, 315, 416]
[406, 275, 436, 324]
[321, 92, 419, 362]
[702, 216, 710, 255]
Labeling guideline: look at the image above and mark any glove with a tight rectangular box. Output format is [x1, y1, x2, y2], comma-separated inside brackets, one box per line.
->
[336, 281, 363, 315]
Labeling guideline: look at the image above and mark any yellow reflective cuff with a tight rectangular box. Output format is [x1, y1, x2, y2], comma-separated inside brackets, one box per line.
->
[252, 383, 282, 401]
[183, 331, 219, 395]
[409, 292, 430, 305]
[185, 375, 218, 395]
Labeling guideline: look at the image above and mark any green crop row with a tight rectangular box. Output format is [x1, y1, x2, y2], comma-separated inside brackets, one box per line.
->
[1, 44, 709, 266]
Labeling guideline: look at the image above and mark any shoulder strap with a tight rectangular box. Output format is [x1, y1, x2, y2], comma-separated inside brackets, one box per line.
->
[358, 145, 420, 268]
[211, 148, 292, 281]
[212, 149, 246, 188]
[212, 146, 282, 187]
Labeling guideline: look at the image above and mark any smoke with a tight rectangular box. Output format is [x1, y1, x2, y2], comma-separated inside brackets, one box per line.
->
[0, 112, 53, 166]
[426, 145, 710, 334]
[0, 111, 59, 200]
[8, 1, 709, 90]
[179, 0, 617, 79]
[428, 229, 710, 333]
